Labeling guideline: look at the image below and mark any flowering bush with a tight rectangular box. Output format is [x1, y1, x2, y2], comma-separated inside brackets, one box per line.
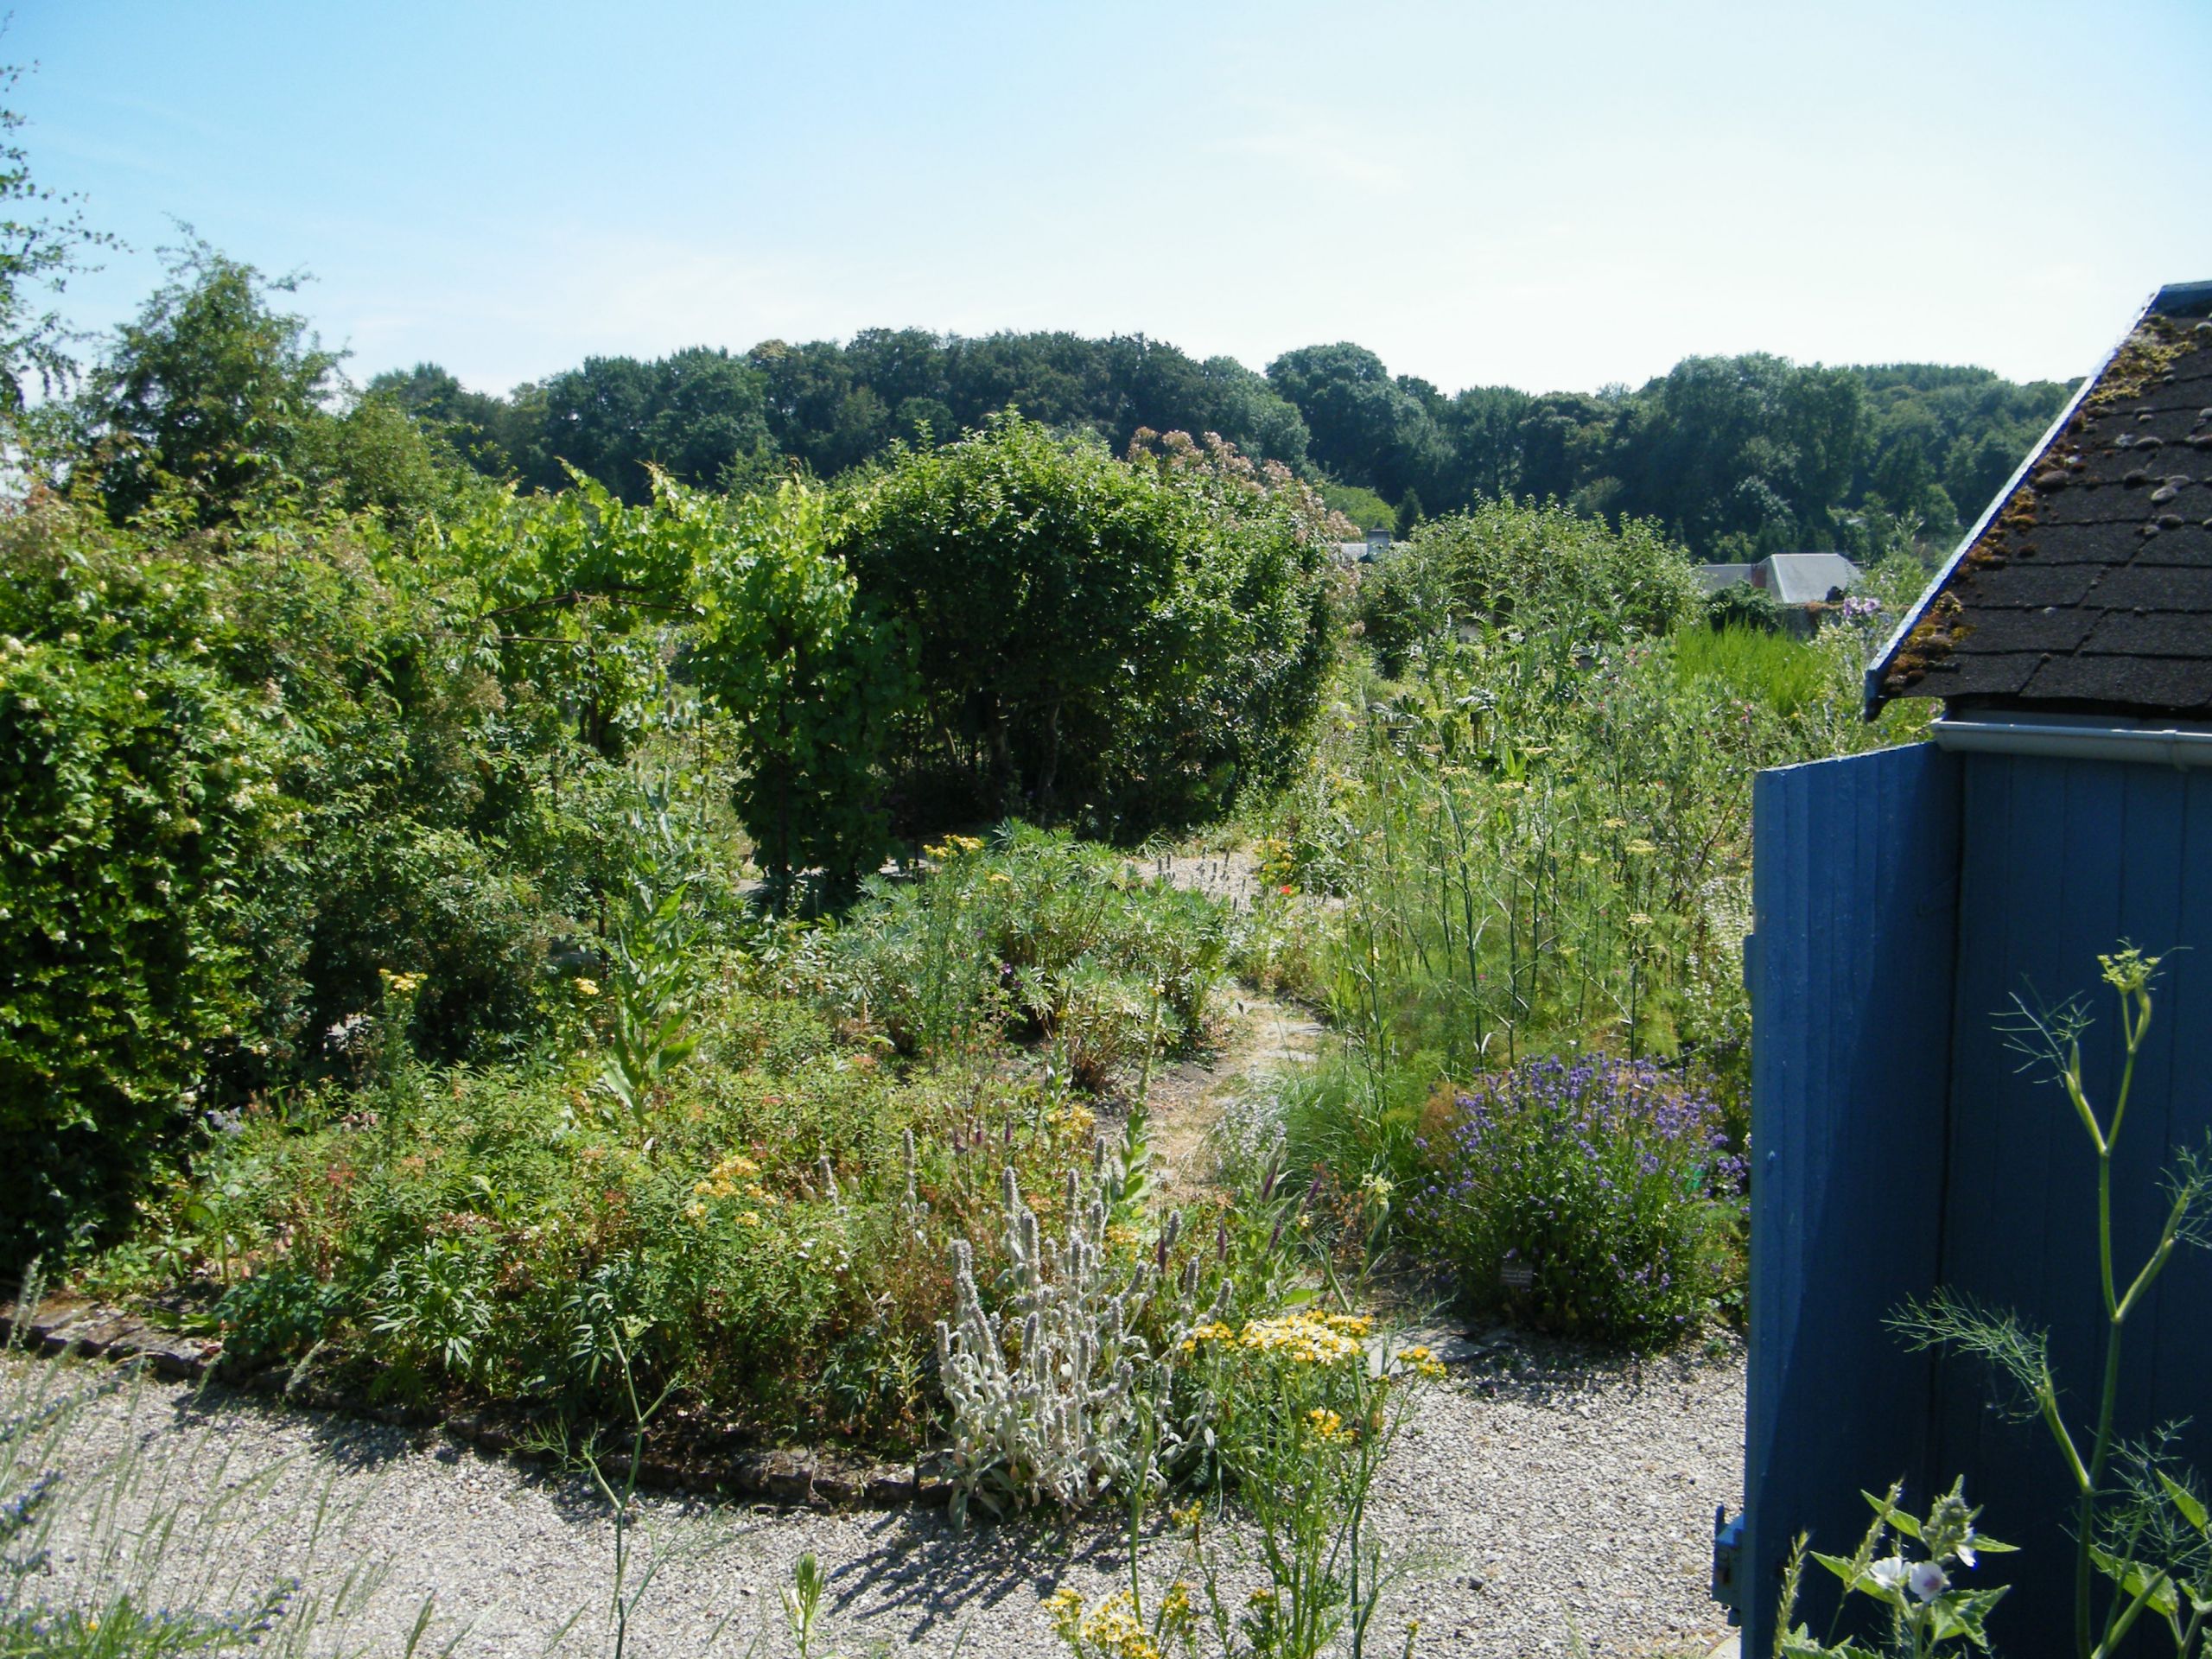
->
[1410, 1056, 1740, 1344]
[1046, 1312, 1445, 1659]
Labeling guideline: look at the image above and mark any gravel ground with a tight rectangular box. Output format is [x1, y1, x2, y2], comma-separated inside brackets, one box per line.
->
[5, 1336, 1741, 1659]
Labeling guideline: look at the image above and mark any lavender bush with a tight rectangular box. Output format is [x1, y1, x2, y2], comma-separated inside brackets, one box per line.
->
[1411, 1056, 1742, 1345]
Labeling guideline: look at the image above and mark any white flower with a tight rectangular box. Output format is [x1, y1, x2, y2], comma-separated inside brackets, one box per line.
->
[1908, 1560, 1949, 1602]
[1868, 1557, 1910, 1593]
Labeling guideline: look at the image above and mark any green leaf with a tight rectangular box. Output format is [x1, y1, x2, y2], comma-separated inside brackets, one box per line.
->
[2158, 1470, 2209, 1535]
[1927, 1586, 2007, 1645]
[1864, 1490, 1922, 1539]
[2091, 1546, 2178, 1618]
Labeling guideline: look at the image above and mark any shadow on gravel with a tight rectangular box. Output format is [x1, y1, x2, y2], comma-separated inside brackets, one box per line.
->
[1421, 1323, 1744, 1414]
[162, 1382, 428, 1473]
[828, 1508, 1147, 1641]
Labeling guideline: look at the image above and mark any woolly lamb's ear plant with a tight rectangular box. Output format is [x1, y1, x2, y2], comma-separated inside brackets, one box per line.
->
[934, 1164, 1166, 1526]
[1890, 946, 2212, 1659]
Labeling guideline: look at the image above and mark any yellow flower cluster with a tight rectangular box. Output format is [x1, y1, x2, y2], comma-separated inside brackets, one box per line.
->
[1044, 1591, 1161, 1659]
[1177, 1321, 1234, 1355]
[1235, 1311, 1365, 1364]
[1159, 1581, 1195, 1639]
[923, 834, 988, 860]
[378, 969, 426, 996]
[694, 1152, 763, 1198]
[1305, 1406, 1346, 1440]
[689, 1154, 778, 1225]
[1396, 1344, 1448, 1381]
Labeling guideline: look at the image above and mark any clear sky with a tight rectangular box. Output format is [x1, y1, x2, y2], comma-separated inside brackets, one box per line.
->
[12, 0, 2211, 400]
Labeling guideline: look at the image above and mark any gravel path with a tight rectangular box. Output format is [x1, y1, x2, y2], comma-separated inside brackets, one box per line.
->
[6, 1337, 1741, 1658]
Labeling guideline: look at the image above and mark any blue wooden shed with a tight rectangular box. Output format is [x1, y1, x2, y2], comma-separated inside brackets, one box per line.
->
[1719, 281, 2212, 1654]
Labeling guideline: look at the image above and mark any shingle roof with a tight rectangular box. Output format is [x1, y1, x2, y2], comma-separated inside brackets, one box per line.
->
[1868, 281, 2212, 718]
[1759, 552, 1862, 606]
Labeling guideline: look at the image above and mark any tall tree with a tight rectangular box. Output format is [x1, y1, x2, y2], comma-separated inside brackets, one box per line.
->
[0, 60, 117, 411]
[86, 240, 342, 525]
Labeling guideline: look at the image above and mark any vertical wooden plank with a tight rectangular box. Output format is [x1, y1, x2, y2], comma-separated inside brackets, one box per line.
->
[2149, 767, 2212, 1474]
[1739, 742, 1961, 1654]
[1936, 752, 2211, 1647]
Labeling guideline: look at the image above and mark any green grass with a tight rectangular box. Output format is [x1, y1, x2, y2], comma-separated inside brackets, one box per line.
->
[1670, 623, 1834, 716]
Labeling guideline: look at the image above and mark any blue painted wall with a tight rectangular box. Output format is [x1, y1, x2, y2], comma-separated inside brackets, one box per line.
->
[1743, 741, 2212, 1655]
[1743, 741, 1961, 1654]
[1934, 753, 2212, 1643]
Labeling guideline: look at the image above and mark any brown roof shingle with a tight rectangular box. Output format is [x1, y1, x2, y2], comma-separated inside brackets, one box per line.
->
[1870, 282, 2212, 719]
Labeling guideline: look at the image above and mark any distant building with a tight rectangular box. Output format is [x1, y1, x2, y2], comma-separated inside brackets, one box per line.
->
[1335, 527, 1395, 567]
[1696, 552, 1862, 605]
[1751, 551, 1861, 605]
[1696, 552, 1863, 634]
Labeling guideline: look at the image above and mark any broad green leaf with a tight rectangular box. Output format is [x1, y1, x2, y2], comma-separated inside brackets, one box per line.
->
[1863, 1489, 1922, 1539]
[2158, 1470, 2209, 1535]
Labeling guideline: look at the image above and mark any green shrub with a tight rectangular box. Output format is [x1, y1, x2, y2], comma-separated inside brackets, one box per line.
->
[836, 416, 1338, 833]
[1358, 499, 1701, 673]
[1409, 1056, 1740, 1344]
[807, 824, 1229, 1083]
[0, 507, 280, 1259]
[1702, 579, 1787, 633]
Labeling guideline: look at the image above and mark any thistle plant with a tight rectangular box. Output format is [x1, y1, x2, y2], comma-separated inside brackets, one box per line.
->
[1891, 946, 2212, 1659]
[1777, 1478, 2014, 1659]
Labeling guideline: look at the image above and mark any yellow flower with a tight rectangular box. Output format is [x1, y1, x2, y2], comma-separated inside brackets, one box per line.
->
[1045, 1586, 1085, 1643]
[1236, 1312, 1362, 1365]
[987, 872, 1012, 885]
[1396, 1343, 1448, 1381]
[1078, 1594, 1160, 1659]
[1306, 1406, 1346, 1440]
[1160, 1580, 1195, 1637]
[737, 1211, 764, 1228]
[573, 977, 601, 998]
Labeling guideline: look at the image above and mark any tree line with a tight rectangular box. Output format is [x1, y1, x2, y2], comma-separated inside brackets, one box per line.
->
[372, 330, 2074, 563]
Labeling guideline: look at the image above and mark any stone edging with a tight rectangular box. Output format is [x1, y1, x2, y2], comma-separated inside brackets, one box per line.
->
[2, 1297, 950, 1511]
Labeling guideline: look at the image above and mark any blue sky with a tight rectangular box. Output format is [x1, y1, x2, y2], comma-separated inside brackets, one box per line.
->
[12, 0, 2211, 399]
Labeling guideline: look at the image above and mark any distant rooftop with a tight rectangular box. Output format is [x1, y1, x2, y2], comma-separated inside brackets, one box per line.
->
[1758, 552, 1862, 606]
[1696, 553, 1860, 604]
[1869, 281, 2212, 719]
